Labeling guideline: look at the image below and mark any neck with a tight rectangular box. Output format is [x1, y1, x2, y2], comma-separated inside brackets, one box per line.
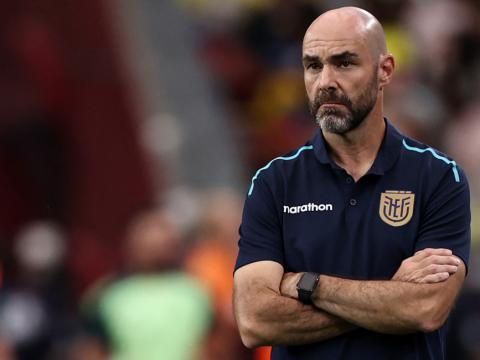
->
[323, 104, 385, 181]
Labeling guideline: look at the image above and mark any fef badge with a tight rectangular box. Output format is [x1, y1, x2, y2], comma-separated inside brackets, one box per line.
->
[379, 191, 415, 227]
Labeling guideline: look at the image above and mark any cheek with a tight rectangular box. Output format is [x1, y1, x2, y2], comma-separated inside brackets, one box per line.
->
[343, 71, 375, 98]
[304, 73, 316, 100]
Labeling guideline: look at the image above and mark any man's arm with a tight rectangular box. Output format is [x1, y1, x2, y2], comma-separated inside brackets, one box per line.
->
[233, 260, 355, 348]
[314, 262, 464, 334]
[235, 249, 459, 348]
[281, 251, 464, 335]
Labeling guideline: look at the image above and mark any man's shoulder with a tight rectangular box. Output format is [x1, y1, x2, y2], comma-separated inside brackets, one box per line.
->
[247, 143, 315, 196]
[401, 136, 452, 161]
[261, 143, 315, 173]
[401, 136, 461, 175]
[398, 136, 470, 197]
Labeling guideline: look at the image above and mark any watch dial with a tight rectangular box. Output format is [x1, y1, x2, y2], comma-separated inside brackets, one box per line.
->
[299, 273, 318, 290]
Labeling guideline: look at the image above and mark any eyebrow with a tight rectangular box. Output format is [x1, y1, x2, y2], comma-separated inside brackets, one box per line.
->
[302, 51, 359, 64]
[330, 51, 359, 62]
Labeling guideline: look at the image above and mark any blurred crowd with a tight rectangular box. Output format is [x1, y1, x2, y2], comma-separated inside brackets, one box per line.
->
[0, 0, 480, 359]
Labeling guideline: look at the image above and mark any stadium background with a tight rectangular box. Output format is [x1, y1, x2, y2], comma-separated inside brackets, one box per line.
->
[0, 0, 479, 359]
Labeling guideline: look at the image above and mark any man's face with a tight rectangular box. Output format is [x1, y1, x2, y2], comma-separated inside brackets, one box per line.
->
[303, 38, 379, 134]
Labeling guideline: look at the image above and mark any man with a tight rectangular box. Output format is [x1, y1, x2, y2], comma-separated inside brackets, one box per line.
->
[233, 7, 470, 360]
[80, 209, 212, 360]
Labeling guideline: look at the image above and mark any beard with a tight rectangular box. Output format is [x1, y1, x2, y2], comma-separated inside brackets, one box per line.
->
[309, 70, 378, 135]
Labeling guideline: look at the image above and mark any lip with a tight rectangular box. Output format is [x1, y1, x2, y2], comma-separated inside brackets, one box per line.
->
[320, 103, 344, 107]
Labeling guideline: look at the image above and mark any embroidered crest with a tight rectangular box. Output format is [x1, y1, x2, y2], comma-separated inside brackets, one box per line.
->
[379, 191, 415, 227]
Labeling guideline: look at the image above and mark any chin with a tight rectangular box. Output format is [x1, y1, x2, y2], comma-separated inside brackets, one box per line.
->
[318, 115, 351, 134]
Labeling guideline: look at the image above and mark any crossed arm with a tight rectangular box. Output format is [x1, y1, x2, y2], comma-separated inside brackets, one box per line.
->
[233, 260, 355, 348]
[233, 248, 465, 348]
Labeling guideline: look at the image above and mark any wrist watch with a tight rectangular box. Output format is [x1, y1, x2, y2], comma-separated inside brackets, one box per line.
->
[296, 272, 320, 304]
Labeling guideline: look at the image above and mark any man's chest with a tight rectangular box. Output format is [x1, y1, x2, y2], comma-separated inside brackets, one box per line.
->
[280, 174, 422, 278]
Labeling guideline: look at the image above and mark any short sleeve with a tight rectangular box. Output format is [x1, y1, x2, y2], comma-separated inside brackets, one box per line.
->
[234, 175, 284, 272]
[414, 166, 471, 272]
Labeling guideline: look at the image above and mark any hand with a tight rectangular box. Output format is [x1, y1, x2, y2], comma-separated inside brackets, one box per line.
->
[280, 272, 303, 299]
[392, 248, 460, 284]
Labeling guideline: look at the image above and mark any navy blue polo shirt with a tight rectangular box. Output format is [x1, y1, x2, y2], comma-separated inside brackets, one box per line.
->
[235, 119, 471, 360]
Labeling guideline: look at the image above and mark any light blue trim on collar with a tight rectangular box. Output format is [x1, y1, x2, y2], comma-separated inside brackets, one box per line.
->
[248, 145, 314, 196]
[402, 139, 460, 182]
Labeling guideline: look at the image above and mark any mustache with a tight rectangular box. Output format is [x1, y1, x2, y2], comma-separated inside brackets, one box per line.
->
[310, 91, 352, 115]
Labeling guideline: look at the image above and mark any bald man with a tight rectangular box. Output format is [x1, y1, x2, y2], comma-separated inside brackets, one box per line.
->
[233, 7, 470, 360]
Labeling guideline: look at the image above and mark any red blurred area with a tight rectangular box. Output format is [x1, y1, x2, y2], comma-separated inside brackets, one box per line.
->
[0, 0, 152, 293]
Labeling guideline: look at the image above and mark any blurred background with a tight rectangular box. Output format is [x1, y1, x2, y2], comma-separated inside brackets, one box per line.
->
[0, 0, 479, 359]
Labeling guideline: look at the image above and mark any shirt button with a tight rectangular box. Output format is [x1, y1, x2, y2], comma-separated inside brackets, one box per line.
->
[346, 177, 353, 184]
[349, 199, 357, 206]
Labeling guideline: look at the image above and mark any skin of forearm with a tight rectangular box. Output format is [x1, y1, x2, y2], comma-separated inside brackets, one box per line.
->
[234, 285, 355, 348]
[312, 275, 451, 334]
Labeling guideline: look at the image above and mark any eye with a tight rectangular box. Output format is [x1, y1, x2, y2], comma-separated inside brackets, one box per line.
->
[339, 59, 351, 68]
[307, 63, 322, 71]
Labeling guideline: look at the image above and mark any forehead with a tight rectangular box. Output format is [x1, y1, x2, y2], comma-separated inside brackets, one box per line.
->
[302, 21, 371, 58]
[303, 35, 369, 59]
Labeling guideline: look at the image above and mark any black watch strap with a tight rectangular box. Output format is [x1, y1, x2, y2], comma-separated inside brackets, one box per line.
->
[296, 272, 320, 304]
[298, 288, 313, 304]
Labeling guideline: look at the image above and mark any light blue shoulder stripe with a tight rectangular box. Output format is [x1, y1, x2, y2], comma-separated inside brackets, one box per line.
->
[402, 139, 460, 182]
[248, 145, 314, 196]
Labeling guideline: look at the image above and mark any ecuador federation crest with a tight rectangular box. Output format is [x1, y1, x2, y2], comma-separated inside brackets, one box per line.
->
[379, 191, 415, 227]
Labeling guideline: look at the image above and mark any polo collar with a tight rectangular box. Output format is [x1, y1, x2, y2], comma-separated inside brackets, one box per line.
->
[312, 118, 403, 176]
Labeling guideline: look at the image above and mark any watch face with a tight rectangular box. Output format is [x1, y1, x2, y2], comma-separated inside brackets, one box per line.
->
[298, 273, 318, 291]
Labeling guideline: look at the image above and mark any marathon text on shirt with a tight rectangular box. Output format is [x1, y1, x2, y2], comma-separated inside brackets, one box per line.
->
[283, 203, 334, 214]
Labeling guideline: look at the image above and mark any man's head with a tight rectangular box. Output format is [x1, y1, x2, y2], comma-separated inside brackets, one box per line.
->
[124, 209, 183, 273]
[303, 7, 394, 134]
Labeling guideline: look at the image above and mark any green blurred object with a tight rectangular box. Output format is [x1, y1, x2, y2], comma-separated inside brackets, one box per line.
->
[97, 272, 211, 360]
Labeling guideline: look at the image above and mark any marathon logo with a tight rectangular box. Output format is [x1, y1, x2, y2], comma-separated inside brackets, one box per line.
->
[283, 203, 333, 214]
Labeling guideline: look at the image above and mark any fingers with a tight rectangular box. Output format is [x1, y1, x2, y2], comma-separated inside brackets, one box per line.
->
[414, 248, 452, 259]
[421, 272, 450, 284]
[418, 255, 459, 282]
[423, 264, 458, 275]
[280, 272, 302, 299]
[420, 254, 460, 267]
[396, 249, 460, 284]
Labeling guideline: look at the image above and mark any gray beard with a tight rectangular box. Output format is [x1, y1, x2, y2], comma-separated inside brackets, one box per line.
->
[316, 107, 366, 134]
[313, 70, 379, 135]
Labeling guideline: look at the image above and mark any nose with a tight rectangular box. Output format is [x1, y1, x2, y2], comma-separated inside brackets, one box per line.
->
[317, 65, 337, 92]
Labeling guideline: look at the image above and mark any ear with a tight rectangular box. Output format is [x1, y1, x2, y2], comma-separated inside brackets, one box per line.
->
[378, 54, 395, 90]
